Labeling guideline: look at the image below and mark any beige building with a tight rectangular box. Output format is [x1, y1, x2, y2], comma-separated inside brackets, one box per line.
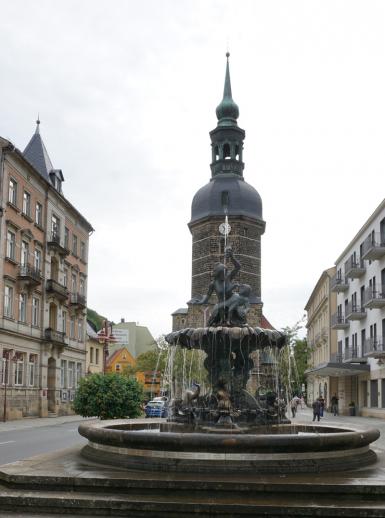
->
[0, 121, 93, 419]
[86, 321, 103, 374]
[110, 319, 157, 359]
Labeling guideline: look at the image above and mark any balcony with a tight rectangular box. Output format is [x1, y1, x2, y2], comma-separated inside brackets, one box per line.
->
[69, 292, 86, 310]
[46, 279, 69, 302]
[45, 328, 66, 345]
[330, 353, 343, 363]
[330, 274, 349, 292]
[331, 312, 350, 330]
[361, 232, 385, 261]
[47, 232, 69, 257]
[346, 301, 366, 321]
[364, 285, 385, 309]
[363, 337, 385, 358]
[344, 257, 366, 279]
[343, 347, 367, 364]
[17, 264, 41, 287]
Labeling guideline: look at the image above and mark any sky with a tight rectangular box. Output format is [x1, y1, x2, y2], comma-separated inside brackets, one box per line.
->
[0, 0, 384, 338]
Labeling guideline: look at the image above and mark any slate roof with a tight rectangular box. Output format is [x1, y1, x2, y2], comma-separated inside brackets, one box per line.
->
[23, 123, 54, 181]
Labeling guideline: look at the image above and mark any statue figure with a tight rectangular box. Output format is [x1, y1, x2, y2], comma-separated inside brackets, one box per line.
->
[182, 382, 200, 408]
[192, 247, 250, 326]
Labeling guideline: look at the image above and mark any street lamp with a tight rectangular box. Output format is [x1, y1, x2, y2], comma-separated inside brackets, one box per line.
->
[97, 320, 117, 374]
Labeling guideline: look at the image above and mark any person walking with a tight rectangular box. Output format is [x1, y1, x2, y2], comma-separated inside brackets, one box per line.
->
[290, 397, 297, 418]
[312, 398, 321, 422]
[331, 394, 339, 416]
[319, 396, 325, 417]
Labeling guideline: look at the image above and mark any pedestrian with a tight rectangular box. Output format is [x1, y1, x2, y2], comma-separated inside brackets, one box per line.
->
[319, 396, 325, 417]
[331, 394, 339, 416]
[312, 398, 321, 421]
[290, 397, 297, 418]
[300, 395, 305, 409]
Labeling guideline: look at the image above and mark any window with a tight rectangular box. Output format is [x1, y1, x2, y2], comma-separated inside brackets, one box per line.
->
[78, 319, 83, 341]
[90, 347, 94, 364]
[115, 364, 121, 372]
[19, 293, 27, 322]
[0, 355, 9, 385]
[4, 286, 13, 318]
[61, 360, 67, 388]
[51, 214, 60, 239]
[64, 227, 69, 249]
[8, 179, 17, 205]
[6, 230, 16, 260]
[80, 241, 86, 261]
[62, 310, 67, 334]
[68, 361, 75, 388]
[79, 277, 85, 295]
[63, 268, 68, 288]
[14, 355, 24, 385]
[71, 273, 77, 293]
[21, 241, 29, 266]
[72, 235, 78, 256]
[70, 316, 75, 339]
[28, 354, 37, 386]
[34, 248, 42, 271]
[95, 348, 99, 365]
[35, 202, 43, 226]
[22, 191, 31, 217]
[76, 363, 82, 387]
[32, 297, 39, 326]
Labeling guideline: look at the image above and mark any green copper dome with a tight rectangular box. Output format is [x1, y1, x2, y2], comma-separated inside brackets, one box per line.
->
[215, 53, 239, 126]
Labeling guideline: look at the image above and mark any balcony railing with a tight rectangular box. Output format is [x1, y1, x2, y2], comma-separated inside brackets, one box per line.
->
[18, 264, 41, 285]
[362, 232, 385, 261]
[47, 232, 69, 256]
[69, 292, 86, 308]
[330, 353, 343, 363]
[330, 274, 349, 292]
[364, 285, 385, 309]
[331, 312, 350, 329]
[345, 301, 366, 320]
[363, 337, 385, 358]
[45, 328, 66, 344]
[344, 257, 366, 279]
[46, 279, 69, 301]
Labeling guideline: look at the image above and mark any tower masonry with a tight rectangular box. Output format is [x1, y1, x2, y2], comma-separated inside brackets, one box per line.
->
[172, 54, 266, 330]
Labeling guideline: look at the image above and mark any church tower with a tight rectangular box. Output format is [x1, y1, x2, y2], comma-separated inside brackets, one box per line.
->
[172, 54, 265, 330]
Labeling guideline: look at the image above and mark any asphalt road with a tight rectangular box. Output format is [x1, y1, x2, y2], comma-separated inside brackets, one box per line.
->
[0, 420, 87, 465]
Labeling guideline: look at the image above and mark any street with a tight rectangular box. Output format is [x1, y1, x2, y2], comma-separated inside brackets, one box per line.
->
[0, 418, 92, 466]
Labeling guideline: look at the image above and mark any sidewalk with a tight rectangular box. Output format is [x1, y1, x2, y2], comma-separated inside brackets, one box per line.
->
[294, 405, 385, 450]
[0, 415, 97, 433]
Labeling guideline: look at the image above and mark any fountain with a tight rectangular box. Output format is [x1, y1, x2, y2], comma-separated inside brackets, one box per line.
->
[79, 247, 380, 474]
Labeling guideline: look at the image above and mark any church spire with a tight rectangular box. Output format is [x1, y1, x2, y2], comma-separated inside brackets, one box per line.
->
[215, 52, 239, 127]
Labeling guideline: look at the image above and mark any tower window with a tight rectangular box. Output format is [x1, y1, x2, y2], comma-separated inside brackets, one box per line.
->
[221, 191, 229, 209]
[235, 144, 239, 161]
[214, 146, 219, 161]
[223, 143, 231, 159]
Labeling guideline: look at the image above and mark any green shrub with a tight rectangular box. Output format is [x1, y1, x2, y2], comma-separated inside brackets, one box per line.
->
[73, 373, 143, 419]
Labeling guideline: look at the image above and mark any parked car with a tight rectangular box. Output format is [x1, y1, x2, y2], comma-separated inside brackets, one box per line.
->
[144, 400, 168, 418]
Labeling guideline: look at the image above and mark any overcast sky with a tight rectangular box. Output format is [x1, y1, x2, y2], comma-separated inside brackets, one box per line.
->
[0, 1, 384, 337]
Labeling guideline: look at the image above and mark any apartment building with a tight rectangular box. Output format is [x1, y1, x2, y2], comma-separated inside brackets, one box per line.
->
[0, 121, 93, 419]
[305, 267, 338, 408]
[306, 199, 385, 416]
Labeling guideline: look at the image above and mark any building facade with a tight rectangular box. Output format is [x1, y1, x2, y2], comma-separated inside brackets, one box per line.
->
[306, 199, 385, 416]
[110, 319, 157, 359]
[172, 54, 265, 330]
[0, 122, 93, 419]
[86, 321, 103, 375]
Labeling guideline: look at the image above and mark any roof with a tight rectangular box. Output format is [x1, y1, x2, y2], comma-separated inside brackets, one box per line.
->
[172, 308, 188, 316]
[335, 198, 385, 265]
[86, 321, 99, 340]
[190, 174, 264, 226]
[23, 123, 54, 181]
[260, 314, 275, 330]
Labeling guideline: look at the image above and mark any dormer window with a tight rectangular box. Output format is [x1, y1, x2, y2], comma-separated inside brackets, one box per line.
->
[49, 169, 64, 194]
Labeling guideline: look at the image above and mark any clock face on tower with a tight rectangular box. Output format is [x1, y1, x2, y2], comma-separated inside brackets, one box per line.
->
[219, 222, 231, 235]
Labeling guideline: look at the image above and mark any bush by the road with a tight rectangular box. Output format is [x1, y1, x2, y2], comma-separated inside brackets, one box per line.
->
[73, 373, 143, 419]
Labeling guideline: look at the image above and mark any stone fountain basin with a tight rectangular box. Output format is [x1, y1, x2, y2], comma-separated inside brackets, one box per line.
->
[78, 419, 380, 474]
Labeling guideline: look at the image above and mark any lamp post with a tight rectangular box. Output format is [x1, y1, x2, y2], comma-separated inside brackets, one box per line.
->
[97, 320, 117, 374]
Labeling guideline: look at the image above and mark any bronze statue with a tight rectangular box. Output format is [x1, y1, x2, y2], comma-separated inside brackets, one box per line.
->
[193, 247, 250, 326]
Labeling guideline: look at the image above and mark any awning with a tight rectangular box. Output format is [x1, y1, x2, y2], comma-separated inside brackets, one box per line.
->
[305, 361, 370, 378]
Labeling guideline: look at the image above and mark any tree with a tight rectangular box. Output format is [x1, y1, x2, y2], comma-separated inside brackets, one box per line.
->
[73, 373, 143, 419]
[280, 317, 308, 396]
[293, 338, 310, 389]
